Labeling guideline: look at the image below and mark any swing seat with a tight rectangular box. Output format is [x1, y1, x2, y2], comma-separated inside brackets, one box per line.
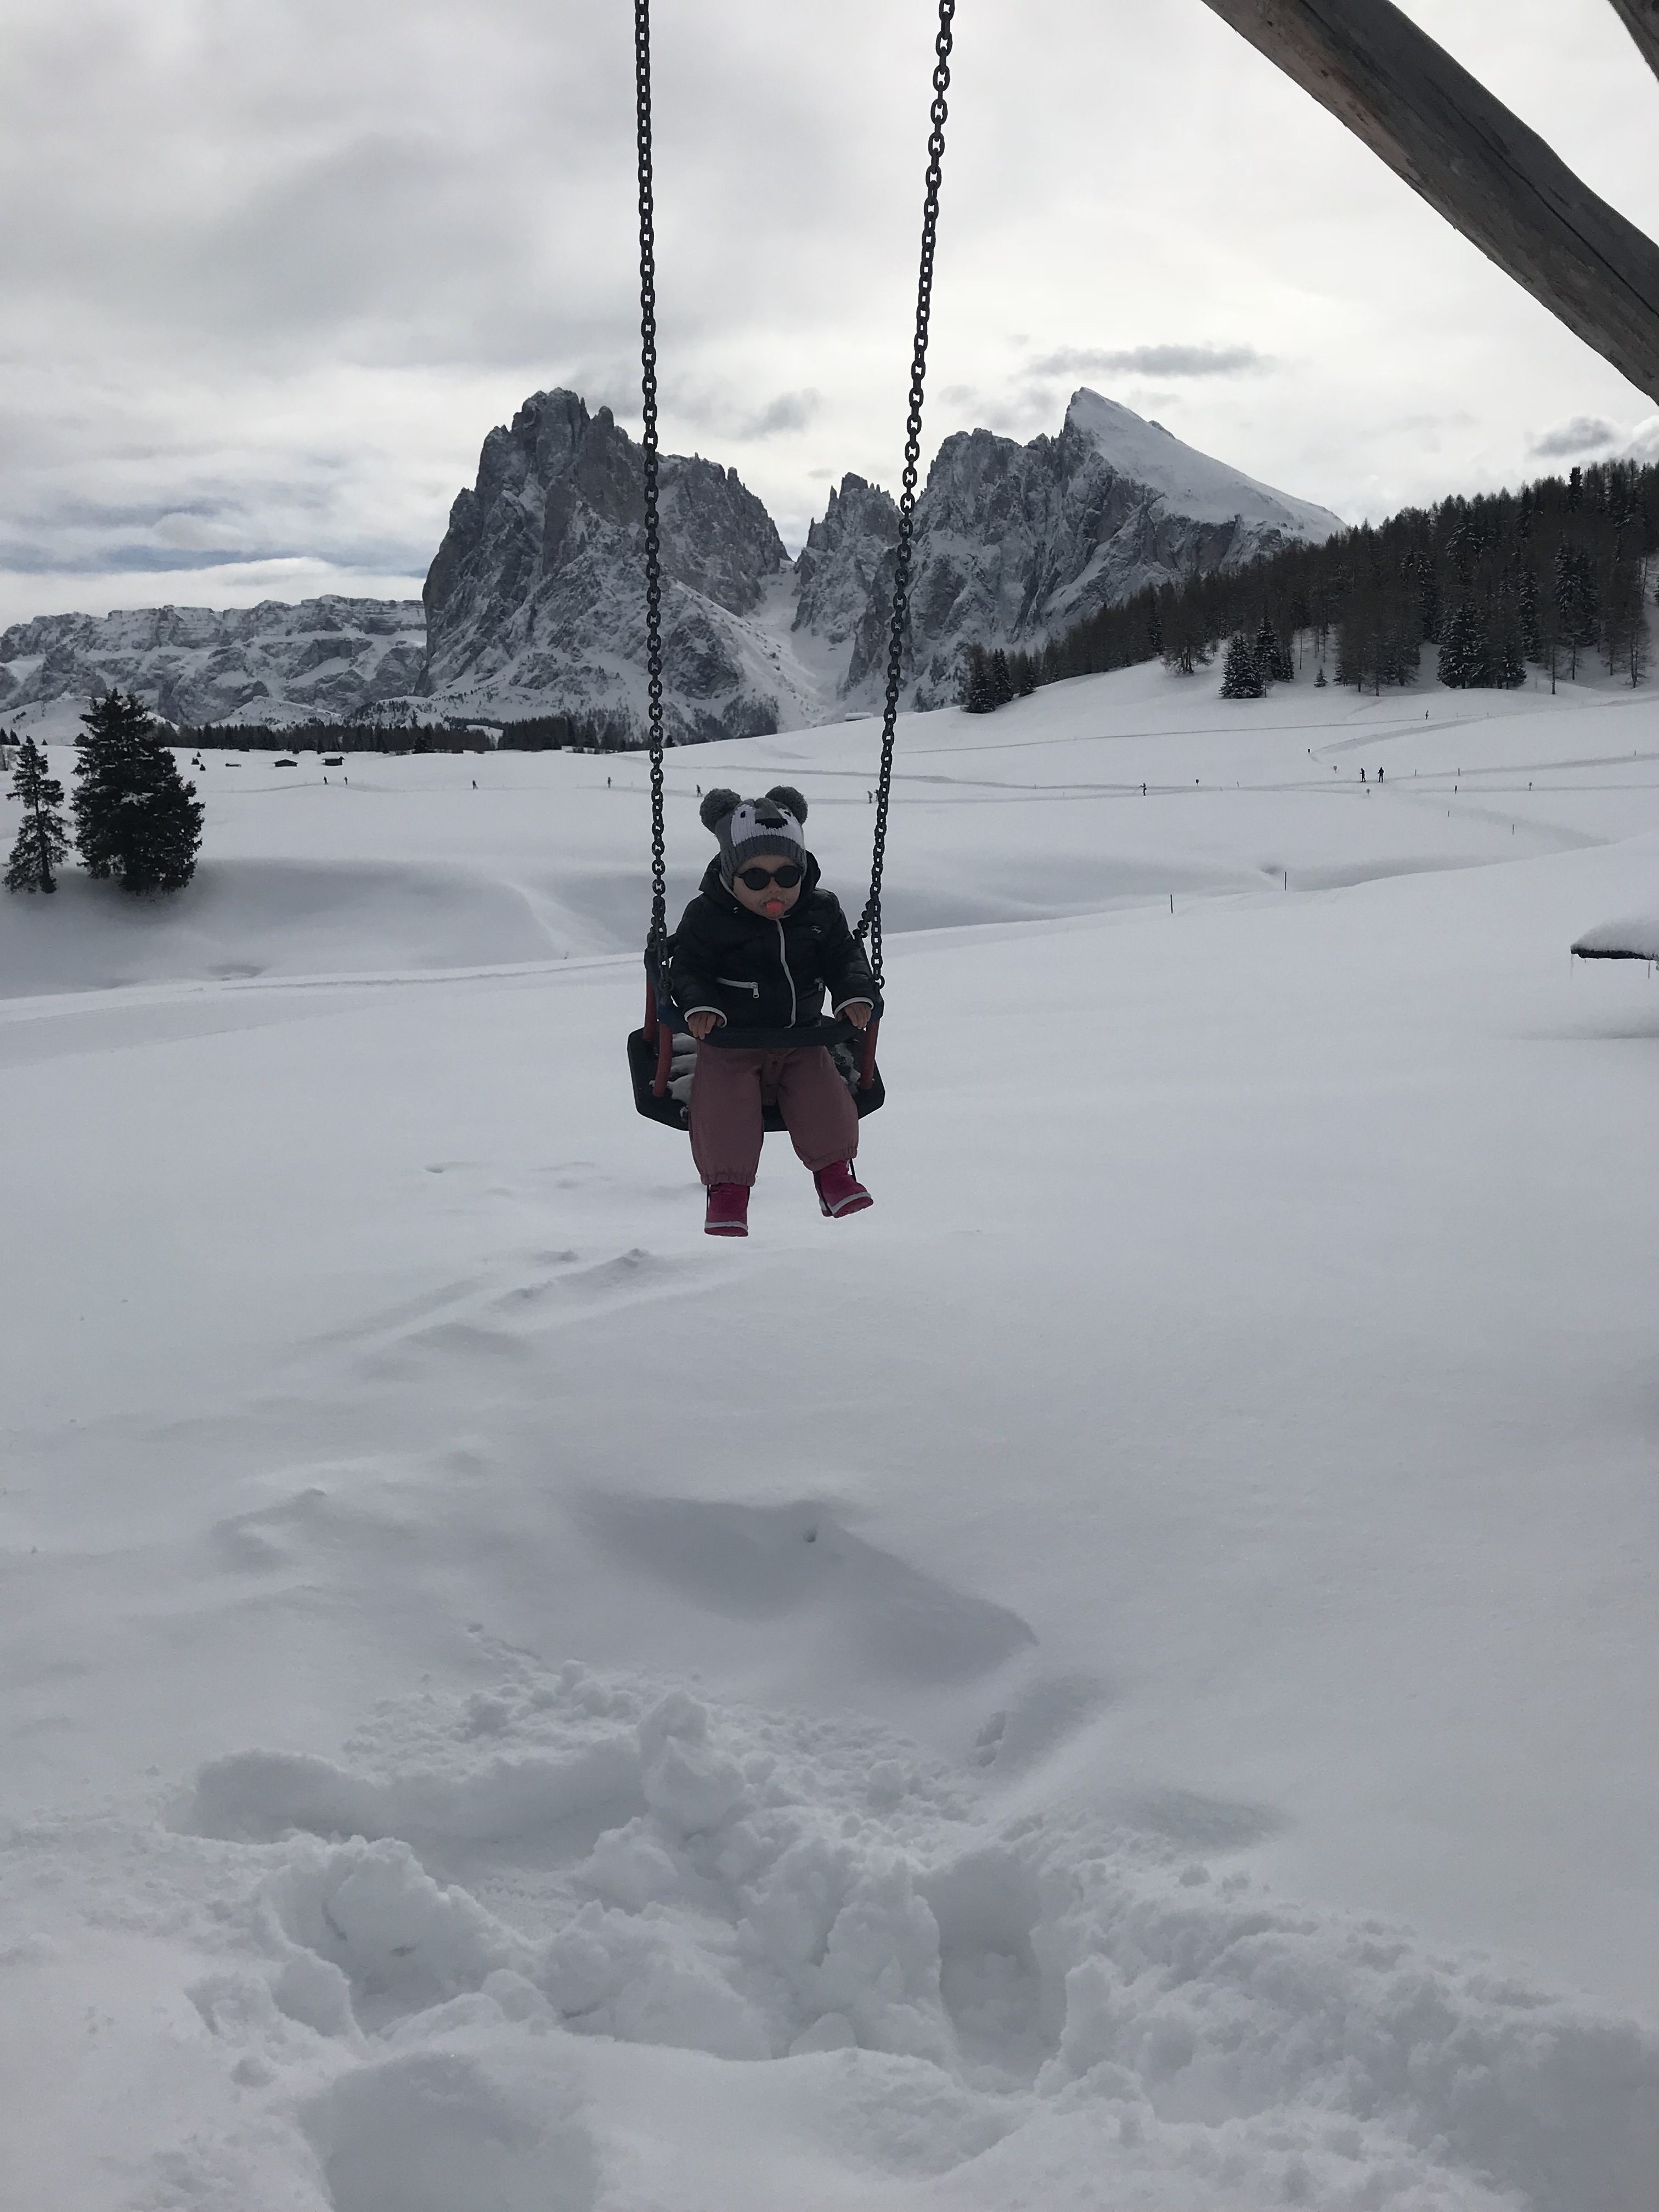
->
[628, 995, 885, 1133]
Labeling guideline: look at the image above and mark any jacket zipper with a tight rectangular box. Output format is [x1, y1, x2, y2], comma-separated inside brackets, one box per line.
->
[775, 920, 797, 1025]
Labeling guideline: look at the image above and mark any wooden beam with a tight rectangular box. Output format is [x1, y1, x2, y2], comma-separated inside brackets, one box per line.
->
[1606, 0, 1659, 87]
[1195, 0, 1659, 403]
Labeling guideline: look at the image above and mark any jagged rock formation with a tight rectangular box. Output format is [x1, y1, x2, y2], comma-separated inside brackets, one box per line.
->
[838, 390, 1346, 707]
[0, 387, 1346, 738]
[0, 599, 426, 731]
[421, 390, 792, 743]
[793, 475, 901, 647]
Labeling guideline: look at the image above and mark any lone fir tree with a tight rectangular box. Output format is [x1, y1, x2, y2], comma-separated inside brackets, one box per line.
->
[4, 733, 69, 894]
[74, 690, 204, 895]
[1220, 631, 1266, 698]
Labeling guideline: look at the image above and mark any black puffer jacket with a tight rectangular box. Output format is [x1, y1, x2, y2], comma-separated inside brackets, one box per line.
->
[668, 856, 879, 1033]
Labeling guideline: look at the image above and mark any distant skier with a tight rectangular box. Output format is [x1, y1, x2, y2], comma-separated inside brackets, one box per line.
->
[669, 787, 877, 1239]
[1360, 767, 1367, 783]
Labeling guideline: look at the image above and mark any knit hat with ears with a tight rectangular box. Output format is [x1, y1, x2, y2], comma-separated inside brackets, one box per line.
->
[698, 785, 810, 889]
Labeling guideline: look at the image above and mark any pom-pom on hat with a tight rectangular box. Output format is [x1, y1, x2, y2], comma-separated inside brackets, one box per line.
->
[699, 785, 810, 887]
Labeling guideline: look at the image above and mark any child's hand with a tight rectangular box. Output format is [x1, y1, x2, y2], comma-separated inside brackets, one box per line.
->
[842, 1001, 872, 1031]
[686, 1011, 721, 1040]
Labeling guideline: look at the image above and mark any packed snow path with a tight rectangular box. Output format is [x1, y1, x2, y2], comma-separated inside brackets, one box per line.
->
[2, 658, 1658, 2209]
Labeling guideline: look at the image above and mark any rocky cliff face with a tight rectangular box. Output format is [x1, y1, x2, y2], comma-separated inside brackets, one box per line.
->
[421, 390, 792, 743]
[0, 599, 425, 730]
[838, 390, 1346, 708]
[792, 475, 900, 647]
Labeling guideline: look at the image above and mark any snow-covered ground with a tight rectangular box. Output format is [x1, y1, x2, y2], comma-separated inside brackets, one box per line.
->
[3, 659, 1657, 2211]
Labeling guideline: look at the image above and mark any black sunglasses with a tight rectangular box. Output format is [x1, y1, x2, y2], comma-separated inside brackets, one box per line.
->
[736, 862, 803, 891]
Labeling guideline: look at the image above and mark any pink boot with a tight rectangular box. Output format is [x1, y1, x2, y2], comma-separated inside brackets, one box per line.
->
[704, 1182, 750, 1238]
[815, 1160, 872, 1218]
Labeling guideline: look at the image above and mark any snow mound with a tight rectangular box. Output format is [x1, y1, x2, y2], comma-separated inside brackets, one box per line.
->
[160, 1664, 1659, 2210]
[303, 2044, 596, 2212]
[0, 855, 559, 996]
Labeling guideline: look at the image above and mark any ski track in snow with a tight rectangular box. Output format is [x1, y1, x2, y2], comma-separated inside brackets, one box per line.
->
[4, 648, 1659, 2208]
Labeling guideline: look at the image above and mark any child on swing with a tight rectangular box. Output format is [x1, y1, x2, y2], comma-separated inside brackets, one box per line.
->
[668, 787, 878, 1238]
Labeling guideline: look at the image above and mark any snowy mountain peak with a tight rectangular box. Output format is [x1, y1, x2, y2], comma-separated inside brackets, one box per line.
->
[1063, 388, 1345, 541]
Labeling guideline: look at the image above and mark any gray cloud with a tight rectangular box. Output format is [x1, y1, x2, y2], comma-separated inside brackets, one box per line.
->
[1529, 415, 1621, 458]
[1026, 345, 1272, 380]
[668, 387, 823, 445]
[0, 545, 281, 577]
[738, 391, 821, 440]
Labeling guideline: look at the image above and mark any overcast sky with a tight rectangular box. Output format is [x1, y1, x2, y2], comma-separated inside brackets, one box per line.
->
[3, 0, 1657, 631]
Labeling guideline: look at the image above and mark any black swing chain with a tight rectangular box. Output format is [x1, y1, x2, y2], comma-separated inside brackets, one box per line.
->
[635, 0, 668, 970]
[855, 0, 956, 991]
[635, 0, 954, 996]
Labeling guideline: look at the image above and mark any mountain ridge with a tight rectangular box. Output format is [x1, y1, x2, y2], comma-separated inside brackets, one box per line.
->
[0, 390, 1344, 739]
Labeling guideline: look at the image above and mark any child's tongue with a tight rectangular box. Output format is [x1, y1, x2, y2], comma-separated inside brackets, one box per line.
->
[763, 897, 785, 916]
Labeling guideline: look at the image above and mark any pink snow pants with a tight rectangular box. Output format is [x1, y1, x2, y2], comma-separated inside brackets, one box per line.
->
[689, 1042, 859, 1188]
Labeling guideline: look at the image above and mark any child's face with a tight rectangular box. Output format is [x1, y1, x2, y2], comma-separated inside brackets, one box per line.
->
[730, 859, 803, 921]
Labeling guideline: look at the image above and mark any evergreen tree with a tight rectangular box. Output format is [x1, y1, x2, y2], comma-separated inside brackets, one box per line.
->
[1338, 582, 1383, 692]
[1161, 593, 1214, 676]
[73, 690, 204, 894]
[1314, 664, 1327, 689]
[1554, 543, 1598, 679]
[1519, 566, 1544, 664]
[1600, 549, 1645, 684]
[1256, 614, 1294, 684]
[4, 733, 69, 894]
[988, 648, 1014, 709]
[1146, 595, 1165, 661]
[956, 644, 994, 713]
[1533, 582, 1564, 693]
[1220, 631, 1266, 698]
[1437, 603, 1487, 689]
[1492, 594, 1527, 687]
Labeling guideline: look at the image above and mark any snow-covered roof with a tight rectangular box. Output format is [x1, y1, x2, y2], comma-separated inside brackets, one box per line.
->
[1571, 917, 1659, 960]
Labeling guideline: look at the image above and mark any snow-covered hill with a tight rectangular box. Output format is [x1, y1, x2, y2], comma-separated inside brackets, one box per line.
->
[0, 390, 1346, 741]
[2, 660, 1657, 2210]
